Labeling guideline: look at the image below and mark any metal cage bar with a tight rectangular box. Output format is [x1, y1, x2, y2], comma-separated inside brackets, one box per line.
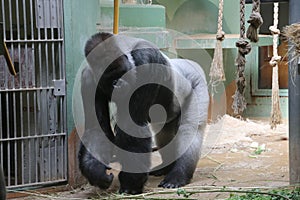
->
[0, 0, 67, 189]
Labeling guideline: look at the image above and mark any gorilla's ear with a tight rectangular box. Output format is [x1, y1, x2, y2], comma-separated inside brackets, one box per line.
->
[84, 32, 113, 57]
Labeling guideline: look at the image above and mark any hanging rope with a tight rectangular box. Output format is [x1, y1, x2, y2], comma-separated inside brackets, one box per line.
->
[232, 0, 252, 115]
[246, 0, 263, 43]
[270, 2, 282, 129]
[209, 0, 225, 94]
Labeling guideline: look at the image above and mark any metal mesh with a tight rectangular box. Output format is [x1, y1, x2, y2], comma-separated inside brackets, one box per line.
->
[0, 0, 67, 189]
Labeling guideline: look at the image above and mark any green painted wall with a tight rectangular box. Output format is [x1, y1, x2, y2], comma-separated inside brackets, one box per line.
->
[64, 0, 101, 133]
[100, 4, 165, 28]
[153, 0, 288, 118]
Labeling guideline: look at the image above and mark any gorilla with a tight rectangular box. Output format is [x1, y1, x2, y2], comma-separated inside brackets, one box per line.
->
[78, 32, 209, 194]
[0, 167, 5, 200]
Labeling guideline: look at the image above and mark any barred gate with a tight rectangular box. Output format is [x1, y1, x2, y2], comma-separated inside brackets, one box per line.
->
[0, 0, 67, 189]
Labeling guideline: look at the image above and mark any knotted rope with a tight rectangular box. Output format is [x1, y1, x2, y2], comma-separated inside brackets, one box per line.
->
[209, 0, 225, 95]
[270, 2, 282, 129]
[246, 0, 263, 43]
[232, 0, 252, 115]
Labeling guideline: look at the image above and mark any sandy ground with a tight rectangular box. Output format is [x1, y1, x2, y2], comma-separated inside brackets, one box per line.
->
[10, 115, 289, 199]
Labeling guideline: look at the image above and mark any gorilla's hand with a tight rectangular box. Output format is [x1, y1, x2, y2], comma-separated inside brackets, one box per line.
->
[78, 143, 113, 189]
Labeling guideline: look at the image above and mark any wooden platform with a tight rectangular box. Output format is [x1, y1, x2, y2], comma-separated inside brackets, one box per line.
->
[174, 34, 274, 49]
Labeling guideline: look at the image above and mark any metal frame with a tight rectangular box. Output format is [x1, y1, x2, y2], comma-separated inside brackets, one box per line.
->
[0, 0, 67, 189]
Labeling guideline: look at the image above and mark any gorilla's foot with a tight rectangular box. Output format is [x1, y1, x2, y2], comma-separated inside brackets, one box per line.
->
[158, 172, 191, 188]
[118, 172, 148, 195]
[119, 188, 143, 195]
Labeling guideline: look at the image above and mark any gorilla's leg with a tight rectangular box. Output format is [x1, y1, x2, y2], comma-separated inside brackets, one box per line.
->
[158, 87, 209, 188]
[0, 167, 6, 200]
[158, 129, 202, 188]
[150, 117, 179, 176]
[115, 125, 152, 194]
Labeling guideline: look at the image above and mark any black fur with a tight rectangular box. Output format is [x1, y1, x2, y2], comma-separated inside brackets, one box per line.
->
[78, 32, 209, 194]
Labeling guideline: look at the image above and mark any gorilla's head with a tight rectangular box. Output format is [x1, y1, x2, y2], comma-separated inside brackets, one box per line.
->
[84, 32, 135, 98]
[84, 32, 113, 58]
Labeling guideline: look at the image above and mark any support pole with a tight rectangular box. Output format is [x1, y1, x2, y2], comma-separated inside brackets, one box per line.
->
[113, 0, 120, 34]
[289, 0, 300, 185]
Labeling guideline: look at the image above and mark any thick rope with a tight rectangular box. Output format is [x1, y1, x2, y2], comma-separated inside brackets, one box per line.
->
[270, 2, 282, 129]
[246, 0, 263, 43]
[232, 0, 252, 115]
[209, 0, 225, 94]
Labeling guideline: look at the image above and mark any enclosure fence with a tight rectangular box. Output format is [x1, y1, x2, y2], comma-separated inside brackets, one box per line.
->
[0, 0, 67, 189]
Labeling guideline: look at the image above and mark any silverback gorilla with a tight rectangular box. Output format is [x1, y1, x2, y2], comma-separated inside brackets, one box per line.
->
[78, 32, 209, 194]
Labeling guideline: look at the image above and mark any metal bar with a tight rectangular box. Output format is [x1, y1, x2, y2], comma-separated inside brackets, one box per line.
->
[41, 138, 44, 182]
[59, 0, 67, 180]
[29, 0, 34, 40]
[31, 17, 37, 183]
[6, 94, 10, 186]
[36, 89, 42, 183]
[5, 39, 64, 43]
[37, 1, 42, 88]
[45, 42, 49, 87]
[57, 3, 64, 85]
[0, 87, 55, 93]
[7, 179, 67, 190]
[8, 0, 13, 40]
[13, 92, 17, 186]
[0, 0, 5, 183]
[0, 136, 68, 173]
[50, 4, 56, 81]
[1, 0, 6, 39]
[54, 135, 58, 179]
[35, 137, 38, 183]
[42, 0, 50, 85]
[0, 3, 4, 170]
[61, 136, 64, 179]
[58, 0, 63, 39]
[289, 0, 300, 185]
[7, 0, 13, 186]
[22, 5, 32, 188]
[48, 137, 51, 181]
[15, 0, 26, 186]
[29, 0, 36, 88]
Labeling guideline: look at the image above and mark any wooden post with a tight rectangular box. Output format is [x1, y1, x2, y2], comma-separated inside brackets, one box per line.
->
[68, 129, 86, 188]
[113, 0, 120, 34]
[289, 0, 300, 185]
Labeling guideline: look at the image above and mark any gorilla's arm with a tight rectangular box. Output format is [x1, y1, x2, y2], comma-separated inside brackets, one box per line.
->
[78, 67, 114, 189]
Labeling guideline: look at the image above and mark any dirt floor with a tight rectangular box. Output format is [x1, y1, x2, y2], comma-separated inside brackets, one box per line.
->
[10, 115, 289, 200]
